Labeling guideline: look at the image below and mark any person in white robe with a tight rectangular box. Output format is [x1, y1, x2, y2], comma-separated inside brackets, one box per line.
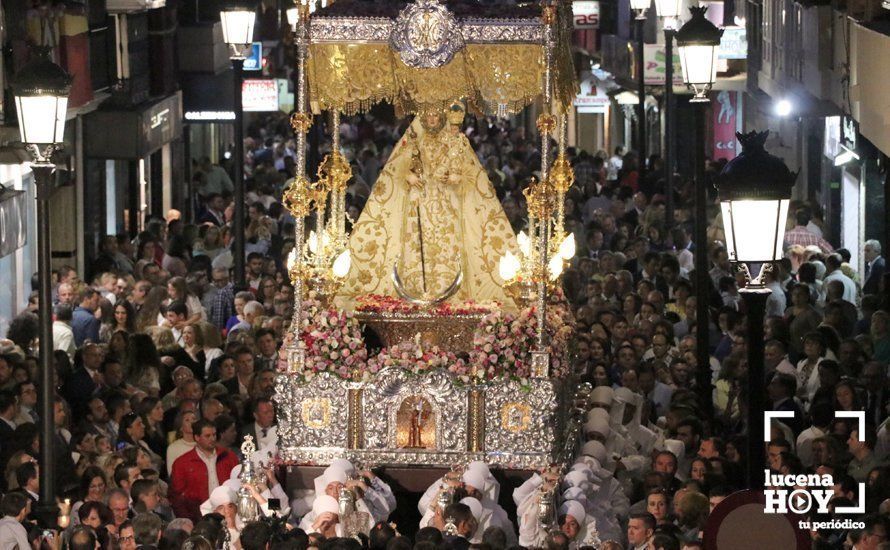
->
[291, 459, 396, 523]
[419, 469, 517, 545]
[298, 494, 374, 538]
[297, 465, 375, 536]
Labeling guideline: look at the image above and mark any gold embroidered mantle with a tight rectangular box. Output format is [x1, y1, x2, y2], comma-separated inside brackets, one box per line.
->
[337, 117, 517, 309]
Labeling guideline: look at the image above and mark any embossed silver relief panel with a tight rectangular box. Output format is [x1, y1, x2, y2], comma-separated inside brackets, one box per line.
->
[362, 367, 468, 451]
[484, 378, 560, 454]
[287, 373, 350, 450]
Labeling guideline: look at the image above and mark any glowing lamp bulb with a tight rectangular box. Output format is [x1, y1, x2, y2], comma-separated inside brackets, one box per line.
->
[517, 231, 531, 257]
[499, 251, 521, 282]
[558, 233, 576, 260]
[548, 254, 564, 280]
[308, 231, 319, 254]
[332, 250, 351, 278]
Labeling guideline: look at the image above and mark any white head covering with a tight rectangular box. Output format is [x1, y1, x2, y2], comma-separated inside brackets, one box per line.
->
[459, 497, 483, 522]
[584, 409, 611, 439]
[561, 471, 591, 492]
[330, 458, 356, 476]
[223, 465, 243, 491]
[559, 500, 586, 525]
[562, 487, 589, 507]
[590, 386, 614, 408]
[574, 455, 602, 473]
[467, 461, 499, 502]
[663, 439, 685, 463]
[613, 387, 643, 429]
[312, 494, 340, 517]
[313, 465, 348, 495]
[199, 486, 236, 515]
[462, 469, 487, 496]
[581, 440, 607, 464]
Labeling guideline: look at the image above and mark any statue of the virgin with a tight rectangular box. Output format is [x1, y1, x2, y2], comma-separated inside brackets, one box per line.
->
[337, 101, 517, 308]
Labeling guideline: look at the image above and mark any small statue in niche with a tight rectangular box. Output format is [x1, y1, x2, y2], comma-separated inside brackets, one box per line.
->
[397, 395, 435, 449]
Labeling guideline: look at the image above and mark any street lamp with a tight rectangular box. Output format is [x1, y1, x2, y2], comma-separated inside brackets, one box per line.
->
[715, 130, 796, 490]
[221, 2, 256, 288]
[676, 6, 723, 419]
[11, 51, 71, 528]
[675, 6, 723, 103]
[630, 0, 650, 178]
[653, 0, 682, 228]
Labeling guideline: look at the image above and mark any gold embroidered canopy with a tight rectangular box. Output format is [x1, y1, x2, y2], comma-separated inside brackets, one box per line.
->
[307, 0, 577, 116]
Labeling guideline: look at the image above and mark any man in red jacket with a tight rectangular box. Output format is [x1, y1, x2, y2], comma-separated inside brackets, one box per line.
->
[170, 419, 239, 522]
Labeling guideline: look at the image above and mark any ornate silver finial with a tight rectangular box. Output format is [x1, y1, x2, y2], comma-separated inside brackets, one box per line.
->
[443, 516, 459, 537]
[390, 0, 465, 68]
[241, 434, 257, 457]
[237, 435, 260, 522]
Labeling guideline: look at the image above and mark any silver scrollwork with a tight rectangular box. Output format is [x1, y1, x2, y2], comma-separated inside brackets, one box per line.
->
[390, 0, 464, 68]
[363, 367, 468, 451]
[310, 17, 544, 45]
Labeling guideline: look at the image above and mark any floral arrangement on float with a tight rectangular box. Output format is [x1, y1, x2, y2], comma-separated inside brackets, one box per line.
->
[278, 295, 369, 380]
[277, 291, 575, 384]
[469, 304, 575, 384]
[354, 294, 497, 316]
[364, 335, 473, 382]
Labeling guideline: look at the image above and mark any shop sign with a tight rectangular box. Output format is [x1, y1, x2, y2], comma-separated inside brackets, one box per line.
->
[712, 91, 742, 161]
[242, 79, 279, 112]
[185, 111, 237, 121]
[243, 42, 264, 71]
[573, 1, 600, 29]
[141, 93, 183, 154]
[574, 70, 610, 114]
[643, 44, 683, 85]
[718, 27, 748, 59]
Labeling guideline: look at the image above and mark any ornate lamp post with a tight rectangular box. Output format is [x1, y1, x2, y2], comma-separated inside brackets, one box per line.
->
[675, 7, 723, 103]
[221, 2, 256, 287]
[630, 0, 650, 174]
[715, 131, 795, 489]
[652, 0, 681, 227]
[11, 52, 71, 527]
[676, 7, 723, 418]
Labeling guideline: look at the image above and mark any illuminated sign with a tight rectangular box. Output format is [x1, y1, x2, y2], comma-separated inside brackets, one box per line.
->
[244, 42, 263, 71]
[242, 79, 279, 112]
[718, 26, 748, 60]
[574, 70, 610, 114]
[573, 1, 600, 29]
[184, 111, 237, 121]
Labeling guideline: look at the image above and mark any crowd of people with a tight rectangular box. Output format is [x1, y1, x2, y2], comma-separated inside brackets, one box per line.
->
[0, 106, 887, 550]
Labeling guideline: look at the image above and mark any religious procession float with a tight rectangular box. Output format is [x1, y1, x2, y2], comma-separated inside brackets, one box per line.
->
[273, 0, 586, 474]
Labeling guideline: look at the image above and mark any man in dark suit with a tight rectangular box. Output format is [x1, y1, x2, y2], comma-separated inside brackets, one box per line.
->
[862, 239, 885, 295]
[767, 373, 803, 435]
[63, 343, 103, 418]
[241, 397, 276, 450]
[196, 193, 228, 227]
[861, 361, 888, 427]
[0, 392, 17, 442]
[13, 461, 40, 523]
